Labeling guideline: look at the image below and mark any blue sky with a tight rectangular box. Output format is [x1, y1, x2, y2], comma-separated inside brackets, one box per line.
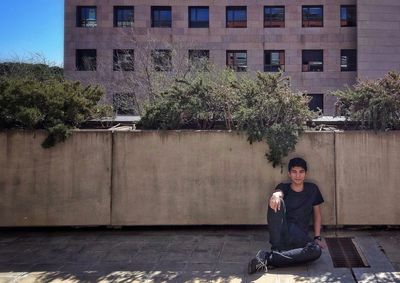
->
[0, 0, 64, 66]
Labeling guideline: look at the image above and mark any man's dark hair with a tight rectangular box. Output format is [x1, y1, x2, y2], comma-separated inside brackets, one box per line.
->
[288, 157, 307, 172]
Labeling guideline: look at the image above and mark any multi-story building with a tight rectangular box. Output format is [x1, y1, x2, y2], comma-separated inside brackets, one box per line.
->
[64, 0, 400, 116]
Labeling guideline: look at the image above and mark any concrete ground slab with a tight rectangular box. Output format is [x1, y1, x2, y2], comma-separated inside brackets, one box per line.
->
[0, 228, 399, 282]
[351, 235, 400, 283]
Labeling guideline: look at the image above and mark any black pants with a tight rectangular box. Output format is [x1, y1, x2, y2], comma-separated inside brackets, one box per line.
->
[262, 199, 322, 267]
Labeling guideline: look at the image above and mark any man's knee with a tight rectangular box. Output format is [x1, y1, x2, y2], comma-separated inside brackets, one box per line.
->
[305, 243, 322, 261]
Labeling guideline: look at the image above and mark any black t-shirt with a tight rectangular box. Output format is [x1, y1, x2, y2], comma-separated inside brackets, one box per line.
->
[275, 182, 324, 234]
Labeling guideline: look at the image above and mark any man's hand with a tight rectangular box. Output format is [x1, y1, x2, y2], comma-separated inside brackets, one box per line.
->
[269, 191, 283, 212]
[314, 238, 327, 249]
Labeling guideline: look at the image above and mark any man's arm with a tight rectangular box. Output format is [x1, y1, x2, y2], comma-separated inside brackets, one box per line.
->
[313, 205, 327, 248]
[269, 190, 284, 212]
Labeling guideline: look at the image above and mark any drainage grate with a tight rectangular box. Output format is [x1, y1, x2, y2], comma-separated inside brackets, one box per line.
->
[325, 237, 370, 268]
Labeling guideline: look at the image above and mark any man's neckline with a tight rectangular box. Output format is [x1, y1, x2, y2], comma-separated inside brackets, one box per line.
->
[290, 183, 304, 192]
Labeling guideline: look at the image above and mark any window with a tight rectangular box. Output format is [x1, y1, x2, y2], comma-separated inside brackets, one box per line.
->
[189, 7, 209, 28]
[151, 6, 172, 27]
[264, 50, 285, 72]
[113, 93, 136, 116]
[189, 50, 209, 62]
[114, 6, 134, 27]
[226, 6, 247, 28]
[152, 50, 172, 71]
[307, 94, 324, 112]
[113, 49, 134, 71]
[226, 51, 247, 72]
[341, 5, 356, 27]
[302, 6, 323, 27]
[302, 50, 323, 72]
[189, 50, 209, 70]
[341, 49, 357, 71]
[76, 49, 96, 71]
[77, 6, 97, 27]
[264, 6, 285, 28]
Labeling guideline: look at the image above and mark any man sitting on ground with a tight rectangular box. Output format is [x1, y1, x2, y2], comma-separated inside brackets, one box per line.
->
[248, 157, 326, 274]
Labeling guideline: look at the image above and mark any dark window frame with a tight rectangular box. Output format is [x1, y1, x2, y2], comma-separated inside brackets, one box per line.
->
[226, 6, 247, 28]
[76, 6, 97, 27]
[152, 49, 172, 72]
[341, 5, 357, 27]
[302, 50, 324, 72]
[264, 6, 285, 28]
[114, 6, 134, 27]
[302, 5, 323, 27]
[189, 6, 209, 28]
[264, 50, 285, 72]
[151, 6, 172, 28]
[76, 49, 97, 71]
[113, 49, 134, 71]
[226, 50, 247, 72]
[308, 94, 324, 113]
[341, 49, 357, 72]
[189, 50, 210, 61]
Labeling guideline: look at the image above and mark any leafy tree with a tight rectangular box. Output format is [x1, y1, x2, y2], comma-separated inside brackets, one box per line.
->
[140, 66, 238, 130]
[0, 62, 63, 81]
[333, 71, 400, 131]
[235, 72, 315, 167]
[140, 68, 315, 167]
[0, 78, 112, 147]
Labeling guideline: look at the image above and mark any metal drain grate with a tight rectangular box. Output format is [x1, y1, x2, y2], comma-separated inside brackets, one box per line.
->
[325, 237, 370, 268]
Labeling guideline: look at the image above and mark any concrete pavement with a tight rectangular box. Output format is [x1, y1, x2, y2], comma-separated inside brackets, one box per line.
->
[0, 227, 399, 282]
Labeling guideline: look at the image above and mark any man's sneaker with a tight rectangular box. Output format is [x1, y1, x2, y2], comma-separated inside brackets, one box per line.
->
[247, 250, 268, 274]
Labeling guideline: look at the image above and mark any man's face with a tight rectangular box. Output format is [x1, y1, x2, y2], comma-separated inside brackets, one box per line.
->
[288, 166, 306, 186]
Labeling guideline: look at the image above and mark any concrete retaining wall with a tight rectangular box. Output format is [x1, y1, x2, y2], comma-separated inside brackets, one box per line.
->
[336, 131, 400, 225]
[111, 131, 335, 225]
[0, 130, 398, 226]
[0, 130, 112, 226]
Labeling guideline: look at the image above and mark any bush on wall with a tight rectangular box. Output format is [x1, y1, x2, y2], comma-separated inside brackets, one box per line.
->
[333, 71, 400, 131]
[0, 77, 112, 148]
[140, 68, 315, 167]
[235, 72, 314, 167]
[140, 67, 239, 130]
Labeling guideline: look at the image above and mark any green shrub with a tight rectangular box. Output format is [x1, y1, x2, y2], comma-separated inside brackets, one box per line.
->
[0, 62, 63, 81]
[334, 71, 400, 131]
[0, 78, 112, 147]
[140, 68, 239, 130]
[235, 72, 315, 167]
[140, 69, 315, 167]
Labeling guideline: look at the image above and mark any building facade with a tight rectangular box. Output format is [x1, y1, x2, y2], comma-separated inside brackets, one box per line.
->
[64, 0, 400, 116]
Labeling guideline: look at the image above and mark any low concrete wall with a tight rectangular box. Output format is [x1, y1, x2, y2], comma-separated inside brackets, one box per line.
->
[0, 130, 399, 226]
[0, 130, 112, 226]
[111, 131, 335, 225]
[336, 131, 400, 225]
